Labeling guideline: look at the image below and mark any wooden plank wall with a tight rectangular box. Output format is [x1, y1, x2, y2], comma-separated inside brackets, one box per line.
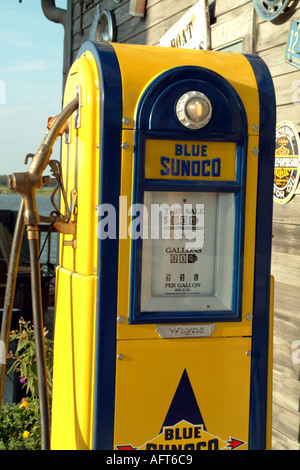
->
[70, 0, 300, 450]
[72, 0, 200, 60]
[272, 199, 300, 450]
[254, 2, 300, 451]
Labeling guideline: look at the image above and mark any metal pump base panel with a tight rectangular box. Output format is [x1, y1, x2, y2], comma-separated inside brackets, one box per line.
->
[50, 41, 276, 451]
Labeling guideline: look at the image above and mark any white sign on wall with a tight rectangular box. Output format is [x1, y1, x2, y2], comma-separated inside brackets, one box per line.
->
[160, 0, 211, 50]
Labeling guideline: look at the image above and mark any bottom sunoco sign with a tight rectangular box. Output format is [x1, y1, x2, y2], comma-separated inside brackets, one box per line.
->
[274, 120, 300, 204]
[116, 421, 245, 451]
[115, 370, 246, 451]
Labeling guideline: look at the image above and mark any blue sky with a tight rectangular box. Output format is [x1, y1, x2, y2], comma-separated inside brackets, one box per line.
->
[0, 0, 67, 176]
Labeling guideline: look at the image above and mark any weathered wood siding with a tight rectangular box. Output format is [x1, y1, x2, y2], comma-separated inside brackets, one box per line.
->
[253, 2, 300, 451]
[70, 0, 300, 450]
[71, 0, 202, 60]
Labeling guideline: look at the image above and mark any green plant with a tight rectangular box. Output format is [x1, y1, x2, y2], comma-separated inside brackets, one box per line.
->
[0, 317, 54, 450]
[0, 399, 41, 450]
[7, 317, 53, 408]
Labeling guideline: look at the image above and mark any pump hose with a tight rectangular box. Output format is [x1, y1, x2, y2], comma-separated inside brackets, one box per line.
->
[0, 199, 25, 409]
[27, 225, 50, 450]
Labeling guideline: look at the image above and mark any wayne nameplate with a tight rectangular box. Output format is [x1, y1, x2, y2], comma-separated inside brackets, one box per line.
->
[157, 324, 215, 338]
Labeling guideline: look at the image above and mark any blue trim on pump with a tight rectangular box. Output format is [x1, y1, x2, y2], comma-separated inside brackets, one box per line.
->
[76, 42, 122, 450]
[129, 67, 248, 325]
[245, 54, 276, 450]
[136, 66, 247, 135]
[129, 136, 247, 324]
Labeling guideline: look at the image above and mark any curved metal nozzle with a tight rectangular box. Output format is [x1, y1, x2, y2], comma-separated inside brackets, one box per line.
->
[8, 96, 79, 226]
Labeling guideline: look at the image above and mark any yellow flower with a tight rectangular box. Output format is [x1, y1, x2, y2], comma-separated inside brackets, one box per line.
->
[20, 400, 29, 408]
[23, 431, 30, 439]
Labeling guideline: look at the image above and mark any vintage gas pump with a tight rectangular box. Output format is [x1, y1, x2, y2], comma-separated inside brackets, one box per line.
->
[50, 42, 276, 450]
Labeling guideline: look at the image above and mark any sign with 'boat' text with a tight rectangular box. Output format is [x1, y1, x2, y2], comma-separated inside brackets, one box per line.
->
[160, 0, 211, 50]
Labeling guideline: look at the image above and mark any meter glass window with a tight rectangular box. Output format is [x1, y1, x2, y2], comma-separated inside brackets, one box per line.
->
[176, 91, 212, 129]
[139, 191, 236, 314]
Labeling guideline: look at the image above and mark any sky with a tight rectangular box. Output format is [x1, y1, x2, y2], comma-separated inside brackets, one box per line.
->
[0, 0, 67, 177]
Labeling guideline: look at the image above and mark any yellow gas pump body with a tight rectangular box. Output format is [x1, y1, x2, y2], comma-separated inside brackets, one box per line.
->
[51, 42, 275, 451]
